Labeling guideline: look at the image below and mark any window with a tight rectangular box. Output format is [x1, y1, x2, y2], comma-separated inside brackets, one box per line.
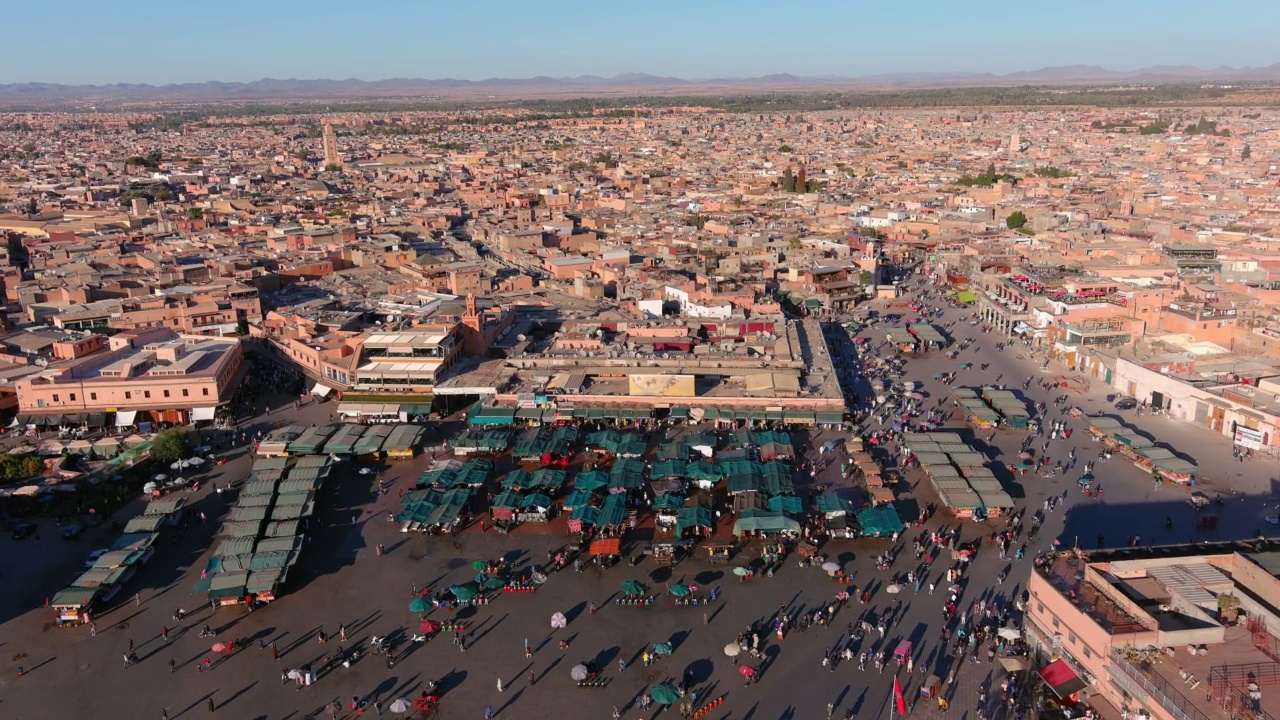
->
[202, 388, 209, 396]
[52, 394, 59, 402]
[125, 391, 132, 400]
[1068, 632, 1077, 645]
[90, 393, 97, 401]
[1051, 617, 1060, 629]
[144, 391, 151, 399]
[182, 389, 189, 397]
[69, 393, 76, 401]
[1082, 646, 1092, 659]
[1037, 603, 1044, 614]
[163, 390, 170, 398]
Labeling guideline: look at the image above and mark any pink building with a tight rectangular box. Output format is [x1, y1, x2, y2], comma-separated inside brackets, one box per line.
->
[14, 328, 244, 426]
[1026, 547, 1280, 720]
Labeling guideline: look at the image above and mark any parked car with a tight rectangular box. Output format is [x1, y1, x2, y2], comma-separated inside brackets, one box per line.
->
[11, 523, 36, 540]
[84, 548, 111, 568]
[1114, 398, 1138, 410]
[62, 523, 85, 539]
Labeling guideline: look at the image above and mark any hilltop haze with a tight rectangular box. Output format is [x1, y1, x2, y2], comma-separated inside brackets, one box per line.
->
[3, 63, 1280, 104]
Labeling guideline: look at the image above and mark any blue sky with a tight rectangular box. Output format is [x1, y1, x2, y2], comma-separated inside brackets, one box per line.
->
[6, 0, 1280, 84]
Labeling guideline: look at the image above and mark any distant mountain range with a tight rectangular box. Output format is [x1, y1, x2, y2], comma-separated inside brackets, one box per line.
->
[4, 63, 1280, 104]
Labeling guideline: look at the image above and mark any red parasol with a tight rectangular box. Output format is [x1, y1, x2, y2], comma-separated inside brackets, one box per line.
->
[738, 665, 757, 677]
[419, 619, 441, 634]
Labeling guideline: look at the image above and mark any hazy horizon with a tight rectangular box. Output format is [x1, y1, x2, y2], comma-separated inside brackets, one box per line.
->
[4, 0, 1280, 85]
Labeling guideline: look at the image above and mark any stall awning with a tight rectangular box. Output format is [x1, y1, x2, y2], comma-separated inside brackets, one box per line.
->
[191, 407, 217, 421]
[311, 384, 334, 397]
[115, 410, 138, 426]
[1039, 659, 1088, 699]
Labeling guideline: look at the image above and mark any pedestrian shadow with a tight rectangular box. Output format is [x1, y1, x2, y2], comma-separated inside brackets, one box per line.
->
[220, 680, 259, 709]
[17, 656, 55, 675]
[388, 672, 421, 700]
[495, 687, 525, 716]
[708, 603, 727, 624]
[472, 613, 508, 644]
[833, 683, 851, 709]
[279, 624, 323, 657]
[173, 691, 216, 718]
[536, 655, 564, 682]
[534, 631, 556, 653]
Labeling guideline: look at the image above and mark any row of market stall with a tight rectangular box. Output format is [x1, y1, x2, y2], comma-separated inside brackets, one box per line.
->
[192, 455, 333, 606]
[882, 323, 950, 353]
[256, 423, 424, 460]
[51, 497, 188, 626]
[1086, 417, 1198, 484]
[465, 400, 845, 429]
[952, 388, 1031, 430]
[901, 431, 1014, 519]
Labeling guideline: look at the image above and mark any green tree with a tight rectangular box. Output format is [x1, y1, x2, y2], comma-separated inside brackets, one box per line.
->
[777, 144, 793, 153]
[1006, 211, 1028, 230]
[150, 429, 188, 465]
[1242, 144, 1252, 161]
[920, 229, 930, 240]
[858, 270, 873, 285]
[788, 237, 803, 251]
[1034, 166, 1072, 178]
[781, 168, 796, 193]
[0, 453, 43, 482]
[324, 163, 342, 172]
[186, 207, 204, 220]
[685, 213, 709, 230]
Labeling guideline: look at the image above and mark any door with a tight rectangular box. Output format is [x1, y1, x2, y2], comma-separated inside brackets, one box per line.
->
[1127, 381, 1137, 397]
[1193, 402, 1209, 426]
[1151, 391, 1165, 410]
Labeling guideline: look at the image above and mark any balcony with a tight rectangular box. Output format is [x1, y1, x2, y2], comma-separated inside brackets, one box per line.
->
[1110, 649, 1213, 720]
[1035, 553, 1150, 635]
[1164, 304, 1237, 321]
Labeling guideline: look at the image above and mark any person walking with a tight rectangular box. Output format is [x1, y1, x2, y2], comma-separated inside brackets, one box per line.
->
[161, 627, 169, 643]
[168, 658, 176, 673]
[484, 706, 493, 720]
[497, 677, 504, 693]
[339, 624, 347, 642]
[207, 697, 216, 713]
[270, 642, 278, 660]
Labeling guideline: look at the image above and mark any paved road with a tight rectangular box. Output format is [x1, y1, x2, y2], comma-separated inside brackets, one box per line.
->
[2, 287, 1276, 720]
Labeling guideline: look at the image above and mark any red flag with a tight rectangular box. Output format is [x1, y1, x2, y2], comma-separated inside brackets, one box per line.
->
[893, 676, 908, 715]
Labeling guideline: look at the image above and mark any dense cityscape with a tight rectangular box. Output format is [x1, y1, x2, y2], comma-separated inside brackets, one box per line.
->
[3, 62, 1280, 720]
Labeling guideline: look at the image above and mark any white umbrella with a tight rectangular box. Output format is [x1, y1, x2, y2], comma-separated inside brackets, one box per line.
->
[724, 643, 741, 657]
[154, 474, 167, 482]
[171, 462, 182, 471]
[550, 612, 567, 629]
[571, 663, 590, 681]
[885, 584, 902, 594]
[997, 628, 1022, 640]
[287, 668, 303, 681]
[821, 561, 841, 573]
[187, 456, 205, 466]
[389, 698, 410, 714]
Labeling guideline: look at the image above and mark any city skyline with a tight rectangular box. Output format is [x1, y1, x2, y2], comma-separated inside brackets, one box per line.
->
[5, 0, 1280, 85]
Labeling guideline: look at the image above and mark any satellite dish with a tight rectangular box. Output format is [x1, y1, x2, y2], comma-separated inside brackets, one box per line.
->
[516, 334, 527, 342]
